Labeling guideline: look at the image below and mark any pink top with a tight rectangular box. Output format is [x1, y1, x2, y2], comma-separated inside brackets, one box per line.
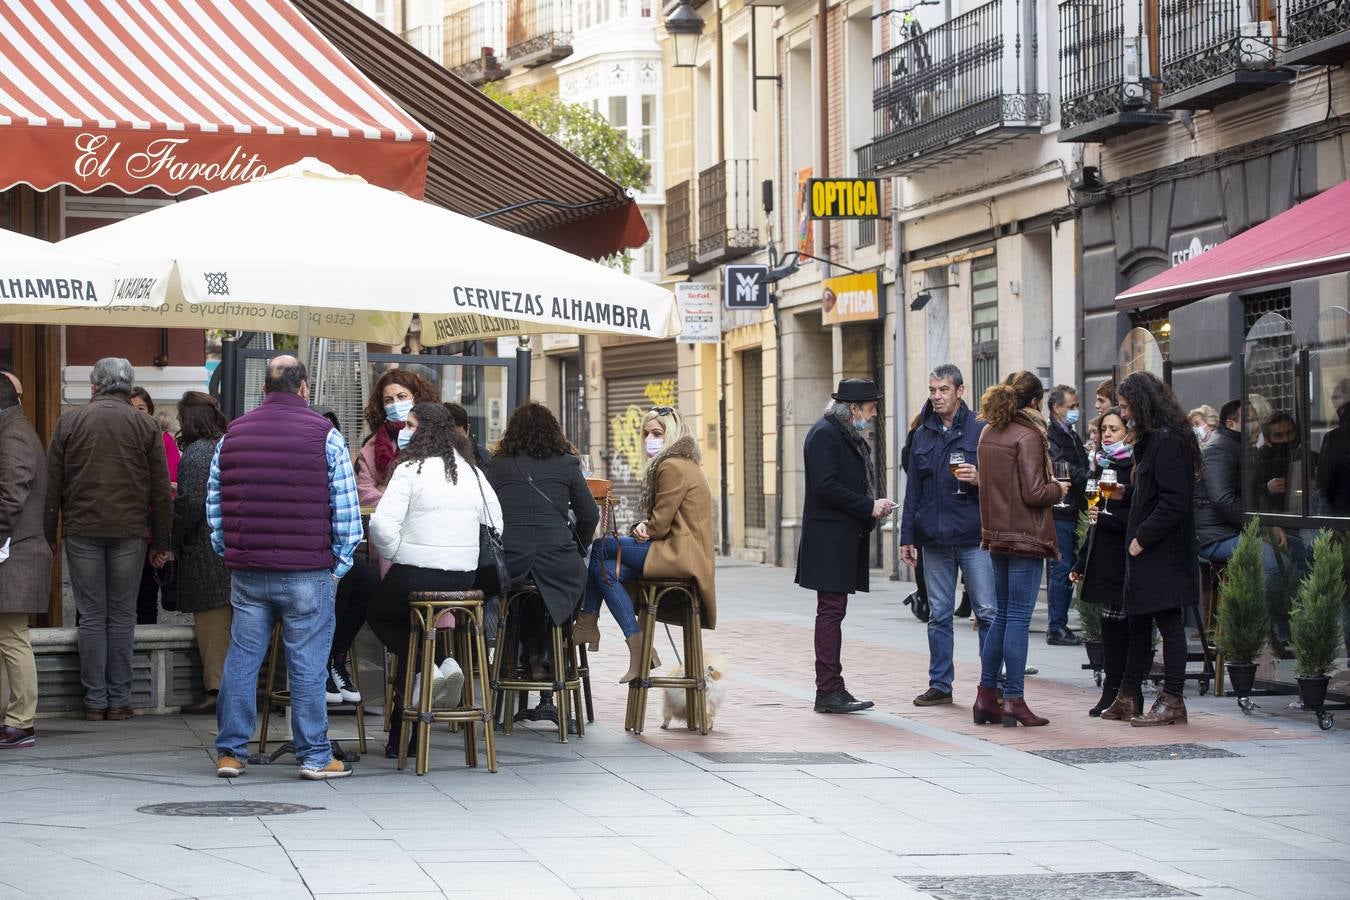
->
[162, 431, 181, 484]
[357, 439, 392, 576]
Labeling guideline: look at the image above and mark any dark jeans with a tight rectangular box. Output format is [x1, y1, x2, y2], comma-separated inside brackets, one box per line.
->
[66, 536, 145, 710]
[1120, 608, 1187, 698]
[332, 557, 376, 658]
[1046, 517, 1078, 633]
[814, 591, 849, 693]
[368, 564, 478, 661]
[1100, 614, 1130, 700]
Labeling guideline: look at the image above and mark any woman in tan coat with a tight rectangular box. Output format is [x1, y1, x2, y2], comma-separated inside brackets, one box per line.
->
[973, 371, 1066, 728]
[578, 407, 716, 683]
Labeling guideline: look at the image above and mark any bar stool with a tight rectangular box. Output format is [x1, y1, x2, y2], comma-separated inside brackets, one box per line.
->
[258, 624, 368, 756]
[624, 578, 708, 735]
[491, 584, 587, 742]
[399, 591, 496, 775]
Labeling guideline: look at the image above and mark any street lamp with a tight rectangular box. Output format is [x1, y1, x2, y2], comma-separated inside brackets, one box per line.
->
[665, 1, 704, 68]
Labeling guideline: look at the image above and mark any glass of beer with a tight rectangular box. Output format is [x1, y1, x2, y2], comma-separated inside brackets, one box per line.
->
[1098, 468, 1118, 516]
[1085, 479, 1100, 510]
[949, 451, 967, 496]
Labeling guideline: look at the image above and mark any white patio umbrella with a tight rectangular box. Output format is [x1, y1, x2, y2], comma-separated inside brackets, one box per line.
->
[46, 158, 678, 348]
[0, 227, 125, 308]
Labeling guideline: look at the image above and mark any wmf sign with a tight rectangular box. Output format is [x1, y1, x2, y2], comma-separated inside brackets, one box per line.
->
[723, 264, 770, 310]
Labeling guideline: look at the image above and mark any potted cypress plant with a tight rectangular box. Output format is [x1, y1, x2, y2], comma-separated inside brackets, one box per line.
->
[1290, 530, 1346, 711]
[1217, 519, 1269, 696]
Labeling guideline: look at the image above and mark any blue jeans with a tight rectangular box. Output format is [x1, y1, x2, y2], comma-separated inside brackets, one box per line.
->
[981, 554, 1042, 699]
[583, 536, 648, 638]
[216, 569, 337, 770]
[1046, 517, 1078, 632]
[921, 545, 996, 693]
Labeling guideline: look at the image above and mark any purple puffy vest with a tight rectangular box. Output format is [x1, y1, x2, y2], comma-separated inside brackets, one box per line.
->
[217, 392, 333, 571]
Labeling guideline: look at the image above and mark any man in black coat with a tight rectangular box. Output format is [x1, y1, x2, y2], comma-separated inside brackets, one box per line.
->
[1045, 384, 1089, 645]
[796, 379, 894, 714]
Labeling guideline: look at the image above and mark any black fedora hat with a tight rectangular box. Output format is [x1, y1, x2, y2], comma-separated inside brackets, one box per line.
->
[832, 378, 882, 403]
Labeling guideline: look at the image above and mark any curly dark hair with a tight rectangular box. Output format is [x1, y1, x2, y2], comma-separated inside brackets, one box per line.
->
[1117, 372, 1202, 476]
[395, 403, 476, 484]
[494, 403, 575, 460]
[363, 368, 438, 435]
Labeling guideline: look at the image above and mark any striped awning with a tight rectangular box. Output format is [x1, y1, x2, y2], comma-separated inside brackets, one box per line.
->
[0, 0, 431, 198]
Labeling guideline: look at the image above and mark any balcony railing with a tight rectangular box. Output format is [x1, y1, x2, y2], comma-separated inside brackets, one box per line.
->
[1057, 0, 1169, 141]
[696, 159, 759, 264]
[505, 0, 573, 67]
[665, 180, 692, 274]
[1283, 0, 1350, 65]
[445, 2, 510, 85]
[862, 0, 1049, 176]
[1159, 0, 1292, 108]
[402, 23, 444, 62]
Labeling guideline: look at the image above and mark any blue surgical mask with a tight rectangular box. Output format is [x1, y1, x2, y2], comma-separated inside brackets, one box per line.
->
[384, 399, 413, 423]
[1065, 409, 1081, 426]
[853, 418, 869, 432]
[397, 428, 414, 450]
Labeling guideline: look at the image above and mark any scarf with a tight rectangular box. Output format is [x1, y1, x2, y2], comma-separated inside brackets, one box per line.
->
[1095, 441, 1134, 470]
[638, 434, 701, 520]
[1014, 408, 1054, 481]
[372, 420, 404, 484]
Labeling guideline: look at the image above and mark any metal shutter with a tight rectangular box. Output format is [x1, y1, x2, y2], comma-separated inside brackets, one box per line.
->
[603, 341, 678, 533]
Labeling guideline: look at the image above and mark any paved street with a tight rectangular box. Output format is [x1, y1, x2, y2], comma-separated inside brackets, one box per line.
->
[2, 560, 1347, 900]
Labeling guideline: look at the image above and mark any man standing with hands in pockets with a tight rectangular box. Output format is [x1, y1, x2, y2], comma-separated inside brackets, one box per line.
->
[900, 365, 996, 707]
[796, 379, 895, 714]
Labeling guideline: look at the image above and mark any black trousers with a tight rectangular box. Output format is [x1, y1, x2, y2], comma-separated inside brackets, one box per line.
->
[331, 557, 377, 658]
[1120, 607, 1187, 697]
[367, 564, 478, 661]
[1100, 615, 1130, 700]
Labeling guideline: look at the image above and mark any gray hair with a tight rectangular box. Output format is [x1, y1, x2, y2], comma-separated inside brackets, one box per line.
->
[929, 364, 964, 387]
[90, 357, 135, 396]
[825, 400, 853, 426]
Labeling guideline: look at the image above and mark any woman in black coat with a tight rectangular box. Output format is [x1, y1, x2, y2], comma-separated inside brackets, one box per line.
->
[1070, 408, 1137, 718]
[1105, 373, 1201, 727]
[486, 404, 600, 695]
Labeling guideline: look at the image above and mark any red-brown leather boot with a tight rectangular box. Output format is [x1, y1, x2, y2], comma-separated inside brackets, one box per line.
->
[972, 686, 1001, 725]
[1000, 697, 1049, 727]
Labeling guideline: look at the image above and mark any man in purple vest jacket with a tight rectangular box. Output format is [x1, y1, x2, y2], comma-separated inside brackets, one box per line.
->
[206, 356, 363, 780]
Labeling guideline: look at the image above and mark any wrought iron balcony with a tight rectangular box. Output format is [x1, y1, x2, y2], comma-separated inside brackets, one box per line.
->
[505, 0, 573, 68]
[665, 180, 693, 275]
[1283, 0, 1350, 65]
[696, 159, 760, 267]
[445, 2, 510, 85]
[1158, 0, 1292, 109]
[860, 0, 1049, 176]
[1057, 0, 1169, 142]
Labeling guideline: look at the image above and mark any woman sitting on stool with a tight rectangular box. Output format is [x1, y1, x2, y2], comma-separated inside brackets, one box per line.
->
[579, 406, 717, 683]
[367, 403, 503, 756]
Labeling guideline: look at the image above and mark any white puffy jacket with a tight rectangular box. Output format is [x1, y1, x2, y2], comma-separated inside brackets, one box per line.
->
[369, 454, 504, 571]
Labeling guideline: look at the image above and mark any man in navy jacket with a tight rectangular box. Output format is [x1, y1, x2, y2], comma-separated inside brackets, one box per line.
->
[900, 365, 996, 706]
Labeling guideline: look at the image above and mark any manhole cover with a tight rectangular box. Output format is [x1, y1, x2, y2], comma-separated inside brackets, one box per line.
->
[137, 801, 321, 817]
[900, 871, 1194, 900]
[696, 752, 862, 765]
[1032, 744, 1240, 765]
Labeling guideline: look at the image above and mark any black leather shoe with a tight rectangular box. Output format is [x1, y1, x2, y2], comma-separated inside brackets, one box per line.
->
[1046, 628, 1082, 646]
[815, 690, 872, 714]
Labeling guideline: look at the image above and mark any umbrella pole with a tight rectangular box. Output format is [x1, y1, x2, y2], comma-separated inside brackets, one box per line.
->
[297, 306, 312, 373]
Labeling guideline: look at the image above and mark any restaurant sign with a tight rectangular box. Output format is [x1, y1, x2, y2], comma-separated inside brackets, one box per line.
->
[821, 271, 885, 326]
[806, 178, 884, 220]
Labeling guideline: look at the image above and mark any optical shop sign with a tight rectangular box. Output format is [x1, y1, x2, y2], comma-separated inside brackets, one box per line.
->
[821, 271, 885, 326]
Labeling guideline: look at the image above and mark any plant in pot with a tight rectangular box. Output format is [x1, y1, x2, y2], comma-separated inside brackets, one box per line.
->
[1290, 530, 1346, 711]
[1217, 519, 1270, 696]
[1076, 593, 1104, 670]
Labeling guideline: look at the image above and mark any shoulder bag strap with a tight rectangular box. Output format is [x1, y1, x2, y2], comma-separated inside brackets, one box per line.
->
[512, 458, 574, 528]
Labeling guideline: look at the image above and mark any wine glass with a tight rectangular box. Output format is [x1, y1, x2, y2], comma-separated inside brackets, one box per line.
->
[579, 454, 594, 478]
[1053, 460, 1072, 508]
[949, 451, 967, 496]
[1098, 468, 1118, 517]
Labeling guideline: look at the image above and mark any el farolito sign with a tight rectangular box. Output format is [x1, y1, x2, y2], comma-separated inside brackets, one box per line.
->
[821, 271, 884, 327]
[806, 178, 883, 220]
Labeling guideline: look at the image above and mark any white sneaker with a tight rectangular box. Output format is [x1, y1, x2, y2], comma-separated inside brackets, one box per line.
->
[410, 658, 466, 709]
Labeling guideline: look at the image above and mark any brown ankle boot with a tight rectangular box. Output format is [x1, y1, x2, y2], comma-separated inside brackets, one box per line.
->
[619, 633, 647, 684]
[1099, 691, 1140, 721]
[1131, 692, 1187, 726]
[999, 697, 1049, 727]
[972, 686, 1001, 725]
[573, 611, 601, 651]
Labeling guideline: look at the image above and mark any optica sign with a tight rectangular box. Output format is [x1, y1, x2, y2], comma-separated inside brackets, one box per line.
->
[807, 178, 883, 220]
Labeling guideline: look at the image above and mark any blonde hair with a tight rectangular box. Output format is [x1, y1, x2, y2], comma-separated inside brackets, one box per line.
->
[980, 371, 1044, 428]
[641, 406, 689, 472]
[1188, 404, 1219, 428]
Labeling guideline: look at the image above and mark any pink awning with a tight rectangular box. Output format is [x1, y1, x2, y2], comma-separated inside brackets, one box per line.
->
[1116, 179, 1350, 310]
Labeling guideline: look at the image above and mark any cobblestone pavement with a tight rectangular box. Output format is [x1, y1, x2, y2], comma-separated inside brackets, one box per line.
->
[2, 561, 1347, 899]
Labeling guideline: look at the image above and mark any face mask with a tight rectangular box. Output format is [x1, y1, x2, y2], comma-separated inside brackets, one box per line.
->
[1065, 409, 1080, 426]
[397, 428, 414, 450]
[853, 419, 869, 432]
[384, 399, 413, 423]
[644, 436, 664, 458]
[1193, 426, 1207, 441]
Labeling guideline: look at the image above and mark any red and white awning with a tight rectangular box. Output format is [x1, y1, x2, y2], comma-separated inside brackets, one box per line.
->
[0, 0, 432, 197]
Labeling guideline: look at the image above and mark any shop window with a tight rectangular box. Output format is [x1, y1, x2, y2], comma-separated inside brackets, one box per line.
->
[1130, 307, 1172, 361]
[1242, 290, 1295, 430]
[970, 255, 999, 402]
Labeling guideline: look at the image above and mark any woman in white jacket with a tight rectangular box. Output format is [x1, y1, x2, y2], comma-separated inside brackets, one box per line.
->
[368, 403, 503, 754]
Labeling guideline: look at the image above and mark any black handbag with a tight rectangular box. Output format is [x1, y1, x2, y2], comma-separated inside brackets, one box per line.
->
[156, 559, 180, 612]
[514, 459, 588, 556]
[473, 468, 511, 598]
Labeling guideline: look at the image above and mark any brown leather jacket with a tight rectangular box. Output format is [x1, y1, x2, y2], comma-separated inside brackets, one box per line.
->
[976, 413, 1063, 559]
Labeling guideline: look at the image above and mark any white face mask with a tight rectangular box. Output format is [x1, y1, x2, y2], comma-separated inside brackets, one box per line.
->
[644, 436, 664, 458]
[397, 428, 414, 450]
[384, 399, 413, 422]
[1193, 425, 1207, 441]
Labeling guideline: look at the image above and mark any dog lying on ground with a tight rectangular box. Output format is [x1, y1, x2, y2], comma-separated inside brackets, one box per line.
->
[661, 659, 728, 731]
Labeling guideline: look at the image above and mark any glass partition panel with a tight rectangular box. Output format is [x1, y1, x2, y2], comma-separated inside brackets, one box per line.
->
[1242, 312, 1301, 518]
[1115, 326, 1166, 381]
[1306, 307, 1350, 521]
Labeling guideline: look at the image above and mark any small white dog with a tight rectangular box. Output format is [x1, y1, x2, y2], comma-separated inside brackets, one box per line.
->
[661, 659, 728, 731]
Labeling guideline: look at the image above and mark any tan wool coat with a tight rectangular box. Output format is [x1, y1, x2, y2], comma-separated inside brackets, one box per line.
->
[636, 436, 717, 628]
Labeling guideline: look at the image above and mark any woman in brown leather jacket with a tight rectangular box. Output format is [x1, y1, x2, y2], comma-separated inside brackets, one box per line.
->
[973, 372, 1066, 727]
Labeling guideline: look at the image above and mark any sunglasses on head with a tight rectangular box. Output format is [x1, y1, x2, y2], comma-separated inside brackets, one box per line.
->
[650, 406, 674, 416]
